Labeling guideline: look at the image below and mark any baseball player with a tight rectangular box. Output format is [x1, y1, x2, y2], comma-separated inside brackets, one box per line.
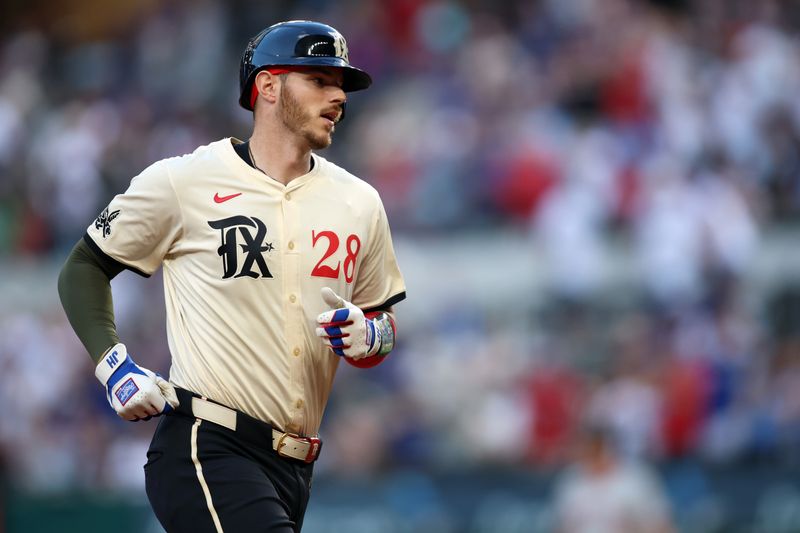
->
[58, 20, 405, 532]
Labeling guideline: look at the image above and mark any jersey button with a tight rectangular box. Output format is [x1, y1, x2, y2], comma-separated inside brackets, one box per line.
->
[289, 294, 297, 303]
[285, 192, 292, 201]
[293, 347, 301, 357]
[288, 241, 295, 250]
[296, 399, 304, 409]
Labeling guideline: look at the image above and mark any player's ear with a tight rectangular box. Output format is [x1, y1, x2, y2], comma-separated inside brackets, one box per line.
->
[253, 70, 279, 104]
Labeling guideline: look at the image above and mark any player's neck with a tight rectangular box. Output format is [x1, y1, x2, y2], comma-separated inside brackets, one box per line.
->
[248, 127, 313, 185]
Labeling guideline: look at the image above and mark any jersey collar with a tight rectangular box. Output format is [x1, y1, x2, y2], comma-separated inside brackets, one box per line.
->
[221, 137, 322, 191]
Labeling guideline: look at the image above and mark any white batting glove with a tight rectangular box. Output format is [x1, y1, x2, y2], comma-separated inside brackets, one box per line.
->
[95, 343, 179, 421]
[316, 288, 381, 360]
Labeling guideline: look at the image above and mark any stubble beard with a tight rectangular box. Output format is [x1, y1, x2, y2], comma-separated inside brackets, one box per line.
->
[278, 83, 333, 150]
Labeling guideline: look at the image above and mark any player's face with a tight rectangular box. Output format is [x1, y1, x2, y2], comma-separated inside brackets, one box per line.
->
[278, 68, 346, 150]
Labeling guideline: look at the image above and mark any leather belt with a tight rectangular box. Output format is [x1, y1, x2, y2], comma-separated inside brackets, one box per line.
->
[186, 394, 322, 463]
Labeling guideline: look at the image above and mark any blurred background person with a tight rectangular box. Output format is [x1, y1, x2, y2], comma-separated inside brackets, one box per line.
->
[553, 422, 675, 533]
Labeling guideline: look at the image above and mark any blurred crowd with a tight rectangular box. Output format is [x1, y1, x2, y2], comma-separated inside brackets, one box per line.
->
[1, 0, 800, 526]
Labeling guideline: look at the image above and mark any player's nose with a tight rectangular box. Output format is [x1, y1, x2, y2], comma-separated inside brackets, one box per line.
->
[328, 85, 346, 104]
[331, 93, 345, 108]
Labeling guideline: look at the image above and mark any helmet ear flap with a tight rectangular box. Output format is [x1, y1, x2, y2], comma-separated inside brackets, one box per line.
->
[249, 81, 260, 110]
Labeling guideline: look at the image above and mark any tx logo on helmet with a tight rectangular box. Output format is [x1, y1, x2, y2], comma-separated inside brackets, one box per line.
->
[208, 216, 274, 279]
[332, 34, 348, 60]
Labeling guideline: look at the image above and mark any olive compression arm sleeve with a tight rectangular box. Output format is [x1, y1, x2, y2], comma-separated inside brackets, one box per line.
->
[58, 237, 124, 363]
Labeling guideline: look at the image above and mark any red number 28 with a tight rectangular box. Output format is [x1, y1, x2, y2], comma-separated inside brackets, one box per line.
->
[311, 230, 361, 283]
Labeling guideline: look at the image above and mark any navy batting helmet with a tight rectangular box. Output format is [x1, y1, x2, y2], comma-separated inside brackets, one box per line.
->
[239, 20, 372, 111]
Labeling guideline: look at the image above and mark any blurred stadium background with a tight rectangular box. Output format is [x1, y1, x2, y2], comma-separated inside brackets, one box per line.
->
[2, 0, 800, 531]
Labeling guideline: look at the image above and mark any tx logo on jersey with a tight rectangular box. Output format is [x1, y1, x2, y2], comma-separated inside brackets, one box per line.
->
[95, 207, 120, 238]
[208, 216, 274, 279]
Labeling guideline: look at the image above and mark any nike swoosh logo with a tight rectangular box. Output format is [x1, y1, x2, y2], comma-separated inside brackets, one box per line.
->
[214, 192, 242, 204]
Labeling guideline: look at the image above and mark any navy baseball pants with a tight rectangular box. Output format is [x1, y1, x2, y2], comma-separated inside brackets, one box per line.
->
[144, 390, 314, 532]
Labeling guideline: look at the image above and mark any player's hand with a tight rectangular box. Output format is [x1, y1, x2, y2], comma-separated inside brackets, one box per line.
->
[316, 288, 381, 360]
[95, 343, 179, 421]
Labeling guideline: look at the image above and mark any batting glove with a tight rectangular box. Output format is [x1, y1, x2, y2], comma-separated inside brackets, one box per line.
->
[316, 288, 384, 360]
[95, 343, 179, 421]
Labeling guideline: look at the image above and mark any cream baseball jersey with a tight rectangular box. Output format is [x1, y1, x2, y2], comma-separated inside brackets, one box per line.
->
[86, 138, 406, 436]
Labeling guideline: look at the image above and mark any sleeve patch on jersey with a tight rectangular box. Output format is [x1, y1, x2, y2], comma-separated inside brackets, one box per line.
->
[94, 207, 121, 238]
[115, 378, 140, 406]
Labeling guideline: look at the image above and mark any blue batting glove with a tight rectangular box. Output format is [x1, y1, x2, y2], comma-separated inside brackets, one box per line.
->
[95, 343, 179, 421]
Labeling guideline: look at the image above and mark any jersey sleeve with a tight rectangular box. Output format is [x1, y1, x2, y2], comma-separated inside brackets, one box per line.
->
[351, 196, 406, 311]
[85, 159, 182, 276]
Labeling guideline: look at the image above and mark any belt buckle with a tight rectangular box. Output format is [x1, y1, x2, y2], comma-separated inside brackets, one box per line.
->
[276, 432, 321, 463]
